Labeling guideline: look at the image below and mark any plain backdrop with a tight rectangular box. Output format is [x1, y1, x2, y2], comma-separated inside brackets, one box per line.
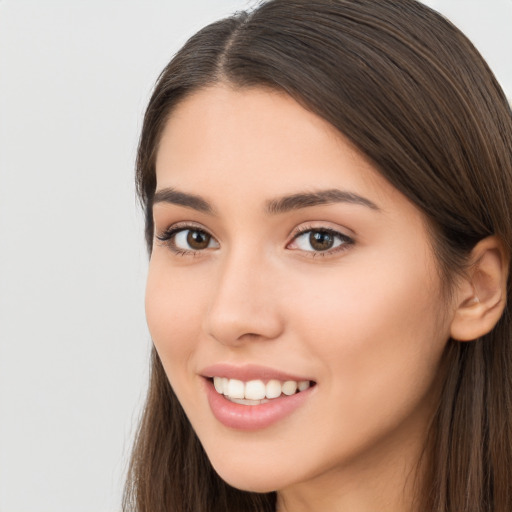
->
[0, 1, 510, 511]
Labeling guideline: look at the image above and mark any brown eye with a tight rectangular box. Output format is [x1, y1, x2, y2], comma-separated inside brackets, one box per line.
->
[289, 228, 353, 255]
[309, 231, 334, 251]
[156, 226, 219, 253]
[186, 230, 212, 250]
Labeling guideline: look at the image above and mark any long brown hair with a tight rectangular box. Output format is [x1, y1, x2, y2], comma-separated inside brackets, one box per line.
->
[124, 1, 512, 511]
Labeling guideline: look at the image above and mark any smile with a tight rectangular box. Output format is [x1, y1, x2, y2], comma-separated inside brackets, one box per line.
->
[201, 366, 316, 430]
[212, 377, 312, 405]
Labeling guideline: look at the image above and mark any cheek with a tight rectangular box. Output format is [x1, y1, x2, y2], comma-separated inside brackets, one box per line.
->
[287, 249, 449, 404]
[145, 257, 207, 371]
[275, 257, 449, 469]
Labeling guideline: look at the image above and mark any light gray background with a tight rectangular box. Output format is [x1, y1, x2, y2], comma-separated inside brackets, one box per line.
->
[0, 1, 510, 511]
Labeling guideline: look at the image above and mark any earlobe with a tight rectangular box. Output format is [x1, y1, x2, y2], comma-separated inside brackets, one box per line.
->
[450, 236, 509, 342]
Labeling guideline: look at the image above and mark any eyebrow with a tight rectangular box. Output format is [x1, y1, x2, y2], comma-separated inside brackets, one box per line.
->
[153, 188, 215, 214]
[265, 189, 379, 214]
[152, 187, 379, 215]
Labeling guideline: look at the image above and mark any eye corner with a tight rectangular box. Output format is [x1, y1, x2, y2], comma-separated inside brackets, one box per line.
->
[154, 223, 220, 256]
[287, 225, 355, 257]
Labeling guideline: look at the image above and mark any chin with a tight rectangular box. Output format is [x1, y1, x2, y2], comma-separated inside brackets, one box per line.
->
[207, 456, 289, 493]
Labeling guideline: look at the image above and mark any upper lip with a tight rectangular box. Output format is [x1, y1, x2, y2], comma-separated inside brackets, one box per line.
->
[200, 363, 313, 383]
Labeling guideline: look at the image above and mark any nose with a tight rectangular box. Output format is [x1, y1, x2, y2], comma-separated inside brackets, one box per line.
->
[204, 248, 284, 346]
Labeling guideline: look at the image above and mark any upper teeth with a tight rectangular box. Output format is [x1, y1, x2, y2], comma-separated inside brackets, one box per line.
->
[213, 377, 311, 400]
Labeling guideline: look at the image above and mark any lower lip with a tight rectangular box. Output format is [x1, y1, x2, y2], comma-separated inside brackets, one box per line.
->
[203, 378, 314, 430]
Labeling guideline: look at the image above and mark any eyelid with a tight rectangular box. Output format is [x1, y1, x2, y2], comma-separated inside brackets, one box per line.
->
[289, 222, 355, 240]
[155, 220, 210, 239]
[155, 221, 219, 255]
[287, 223, 355, 256]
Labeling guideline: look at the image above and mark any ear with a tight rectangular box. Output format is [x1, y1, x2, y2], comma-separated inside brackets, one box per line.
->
[450, 236, 509, 342]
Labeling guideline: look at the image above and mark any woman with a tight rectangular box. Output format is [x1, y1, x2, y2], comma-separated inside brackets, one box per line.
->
[124, 1, 512, 511]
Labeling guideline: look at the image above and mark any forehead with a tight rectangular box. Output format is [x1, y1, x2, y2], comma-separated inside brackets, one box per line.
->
[155, 85, 427, 228]
[156, 85, 385, 197]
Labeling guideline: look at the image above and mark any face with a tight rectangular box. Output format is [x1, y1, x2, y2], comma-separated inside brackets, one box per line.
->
[146, 85, 454, 497]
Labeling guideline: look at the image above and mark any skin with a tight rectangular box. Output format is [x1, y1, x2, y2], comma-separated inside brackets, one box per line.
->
[146, 84, 459, 512]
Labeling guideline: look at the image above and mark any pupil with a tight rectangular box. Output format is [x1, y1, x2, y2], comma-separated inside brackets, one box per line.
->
[187, 230, 210, 249]
[310, 231, 333, 251]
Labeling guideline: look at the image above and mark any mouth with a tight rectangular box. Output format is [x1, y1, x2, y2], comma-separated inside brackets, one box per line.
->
[209, 376, 315, 406]
[200, 364, 316, 429]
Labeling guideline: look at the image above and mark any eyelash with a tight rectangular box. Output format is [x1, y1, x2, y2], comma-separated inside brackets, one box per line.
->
[155, 223, 215, 257]
[155, 223, 355, 258]
[289, 225, 354, 257]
